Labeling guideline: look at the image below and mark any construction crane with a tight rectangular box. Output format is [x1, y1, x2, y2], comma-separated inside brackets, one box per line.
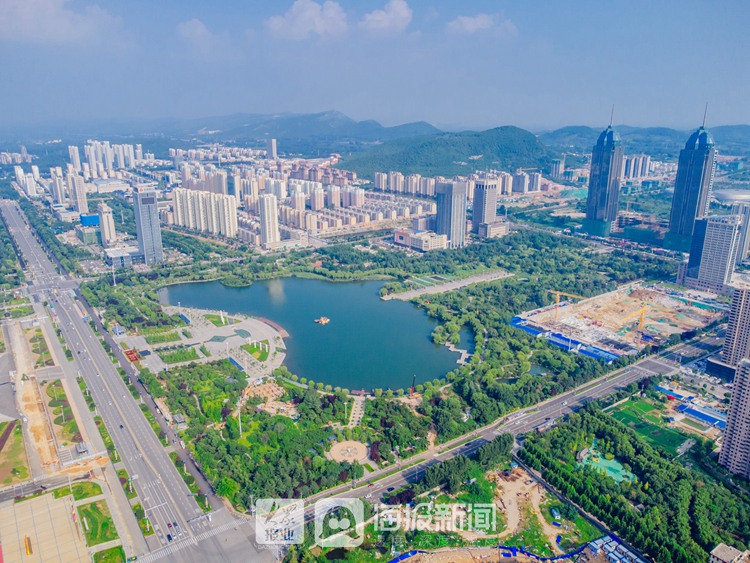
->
[622, 306, 649, 344]
[548, 290, 585, 321]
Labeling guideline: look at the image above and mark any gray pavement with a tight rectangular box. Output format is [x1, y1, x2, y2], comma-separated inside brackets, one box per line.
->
[0, 199, 275, 563]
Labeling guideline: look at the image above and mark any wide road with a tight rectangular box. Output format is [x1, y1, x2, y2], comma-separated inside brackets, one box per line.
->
[0, 200, 274, 563]
[301, 335, 718, 519]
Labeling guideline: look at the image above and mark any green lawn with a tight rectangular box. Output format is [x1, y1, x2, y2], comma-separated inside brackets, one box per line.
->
[205, 313, 233, 326]
[95, 417, 118, 462]
[504, 504, 556, 557]
[139, 404, 166, 443]
[132, 503, 153, 536]
[45, 380, 80, 444]
[158, 346, 200, 364]
[93, 545, 125, 563]
[610, 399, 688, 456]
[144, 331, 181, 345]
[0, 421, 30, 485]
[117, 469, 137, 499]
[241, 340, 269, 362]
[28, 328, 54, 368]
[52, 481, 102, 500]
[77, 501, 119, 546]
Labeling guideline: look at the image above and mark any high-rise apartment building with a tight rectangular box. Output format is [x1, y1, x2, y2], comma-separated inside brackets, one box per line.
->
[584, 125, 624, 237]
[680, 215, 741, 294]
[97, 202, 117, 248]
[528, 172, 542, 192]
[512, 171, 529, 194]
[68, 145, 81, 172]
[172, 188, 238, 238]
[472, 178, 498, 233]
[133, 188, 164, 264]
[720, 357, 750, 478]
[69, 173, 88, 214]
[665, 126, 717, 251]
[259, 194, 280, 247]
[374, 172, 388, 191]
[551, 157, 565, 180]
[721, 275, 750, 368]
[435, 181, 467, 249]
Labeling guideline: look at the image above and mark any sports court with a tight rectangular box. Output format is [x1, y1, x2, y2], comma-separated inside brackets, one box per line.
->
[0, 492, 89, 562]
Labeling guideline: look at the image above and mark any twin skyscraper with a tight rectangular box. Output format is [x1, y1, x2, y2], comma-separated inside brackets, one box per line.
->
[583, 121, 716, 248]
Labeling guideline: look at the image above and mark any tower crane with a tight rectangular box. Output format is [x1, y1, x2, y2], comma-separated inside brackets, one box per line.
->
[547, 290, 586, 321]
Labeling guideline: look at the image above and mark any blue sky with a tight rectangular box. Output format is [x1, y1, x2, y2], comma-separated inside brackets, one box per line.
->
[0, 0, 748, 131]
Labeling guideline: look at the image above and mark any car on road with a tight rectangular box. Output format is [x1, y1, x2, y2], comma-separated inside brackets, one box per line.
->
[167, 522, 172, 528]
[364, 493, 372, 499]
[386, 487, 395, 492]
[119, 424, 124, 429]
[562, 401, 568, 405]
[167, 534, 172, 542]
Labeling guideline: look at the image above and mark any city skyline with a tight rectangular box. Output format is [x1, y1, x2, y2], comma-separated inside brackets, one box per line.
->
[0, 1, 748, 130]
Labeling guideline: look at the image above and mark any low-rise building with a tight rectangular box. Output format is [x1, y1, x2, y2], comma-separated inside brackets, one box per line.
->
[394, 229, 448, 252]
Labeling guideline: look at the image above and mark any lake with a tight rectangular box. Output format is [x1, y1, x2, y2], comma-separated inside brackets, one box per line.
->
[158, 277, 472, 391]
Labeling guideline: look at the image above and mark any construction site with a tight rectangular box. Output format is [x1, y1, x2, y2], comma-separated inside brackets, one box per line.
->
[512, 282, 725, 361]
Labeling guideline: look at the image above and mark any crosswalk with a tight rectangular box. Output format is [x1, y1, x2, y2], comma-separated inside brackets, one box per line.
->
[136, 519, 250, 563]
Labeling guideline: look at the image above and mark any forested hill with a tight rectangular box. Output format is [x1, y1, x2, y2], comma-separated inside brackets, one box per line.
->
[338, 126, 555, 180]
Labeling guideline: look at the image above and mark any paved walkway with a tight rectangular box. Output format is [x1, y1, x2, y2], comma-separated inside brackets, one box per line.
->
[382, 269, 512, 301]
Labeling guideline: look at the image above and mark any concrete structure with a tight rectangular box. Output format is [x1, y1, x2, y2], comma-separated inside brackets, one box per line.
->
[68, 173, 88, 214]
[477, 220, 510, 239]
[710, 543, 750, 563]
[393, 229, 448, 252]
[259, 193, 280, 247]
[720, 358, 750, 478]
[709, 274, 750, 380]
[528, 172, 542, 192]
[435, 180, 467, 249]
[97, 201, 117, 248]
[665, 126, 717, 251]
[551, 157, 565, 180]
[133, 187, 164, 264]
[172, 188, 238, 238]
[584, 125, 624, 237]
[104, 246, 142, 268]
[472, 178, 498, 233]
[512, 171, 529, 193]
[714, 190, 750, 264]
[680, 215, 742, 294]
[266, 138, 277, 160]
[68, 145, 81, 172]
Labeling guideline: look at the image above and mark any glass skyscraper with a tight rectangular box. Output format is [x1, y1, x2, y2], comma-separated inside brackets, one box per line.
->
[583, 125, 624, 237]
[664, 126, 716, 251]
[435, 181, 467, 249]
[133, 187, 164, 264]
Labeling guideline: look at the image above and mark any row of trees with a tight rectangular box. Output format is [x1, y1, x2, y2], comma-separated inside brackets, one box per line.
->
[520, 405, 750, 563]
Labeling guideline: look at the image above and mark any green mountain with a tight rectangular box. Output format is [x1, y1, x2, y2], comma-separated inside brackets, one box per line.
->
[339, 126, 555, 180]
[540, 124, 750, 158]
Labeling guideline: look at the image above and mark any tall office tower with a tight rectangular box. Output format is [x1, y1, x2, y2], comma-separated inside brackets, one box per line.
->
[388, 171, 405, 193]
[266, 138, 278, 160]
[512, 171, 529, 193]
[528, 172, 542, 192]
[665, 126, 717, 251]
[374, 172, 388, 191]
[720, 357, 750, 478]
[583, 125, 624, 237]
[551, 157, 565, 180]
[69, 174, 88, 214]
[435, 181, 468, 249]
[682, 215, 742, 294]
[259, 194, 280, 246]
[133, 188, 164, 264]
[97, 202, 117, 248]
[472, 178, 498, 233]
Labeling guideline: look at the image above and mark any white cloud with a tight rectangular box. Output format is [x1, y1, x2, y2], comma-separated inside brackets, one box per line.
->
[360, 0, 412, 35]
[266, 0, 348, 40]
[446, 13, 517, 37]
[177, 18, 216, 54]
[0, 0, 119, 44]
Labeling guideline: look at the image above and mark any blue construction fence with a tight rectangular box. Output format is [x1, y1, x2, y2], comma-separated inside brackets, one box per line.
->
[387, 541, 591, 562]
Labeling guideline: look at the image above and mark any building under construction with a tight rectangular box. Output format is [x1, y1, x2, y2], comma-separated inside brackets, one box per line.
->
[512, 282, 725, 362]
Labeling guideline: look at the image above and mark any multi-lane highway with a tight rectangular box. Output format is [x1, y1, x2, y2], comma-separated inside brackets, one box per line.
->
[0, 199, 274, 563]
[301, 340, 716, 517]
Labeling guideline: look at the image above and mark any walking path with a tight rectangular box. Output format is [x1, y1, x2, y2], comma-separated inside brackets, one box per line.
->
[382, 269, 511, 301]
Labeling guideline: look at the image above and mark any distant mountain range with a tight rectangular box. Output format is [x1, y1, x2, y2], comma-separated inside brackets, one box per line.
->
[539, 124, 750, 158]
[339, 126, 555, 180]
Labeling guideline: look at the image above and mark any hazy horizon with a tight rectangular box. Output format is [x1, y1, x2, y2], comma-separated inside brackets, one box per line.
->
[1, 0, 748, 133]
